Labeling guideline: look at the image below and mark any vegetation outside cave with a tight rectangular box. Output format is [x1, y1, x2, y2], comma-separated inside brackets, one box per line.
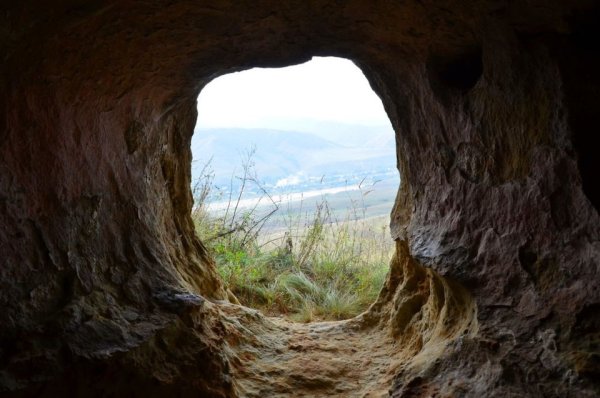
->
[191, 57, 399, 322]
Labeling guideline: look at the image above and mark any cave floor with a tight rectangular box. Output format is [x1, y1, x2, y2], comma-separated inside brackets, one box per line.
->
[218, 302, 402, 397]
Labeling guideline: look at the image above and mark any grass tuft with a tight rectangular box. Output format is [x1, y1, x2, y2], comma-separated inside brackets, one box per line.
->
[192, 156, 393, 322]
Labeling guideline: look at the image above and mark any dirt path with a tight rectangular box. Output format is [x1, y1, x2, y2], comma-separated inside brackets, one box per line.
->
[219, 304, 402, 397]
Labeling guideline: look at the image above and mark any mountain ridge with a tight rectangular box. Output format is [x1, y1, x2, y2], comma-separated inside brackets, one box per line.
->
[191, 126, 397, 190]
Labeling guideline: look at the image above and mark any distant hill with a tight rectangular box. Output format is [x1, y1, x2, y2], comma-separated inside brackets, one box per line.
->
[190, 126, 397, 192]
[262, 120, 396, 148]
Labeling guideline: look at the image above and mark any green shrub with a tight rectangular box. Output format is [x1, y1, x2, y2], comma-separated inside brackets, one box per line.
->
[192, 156, 392, 322]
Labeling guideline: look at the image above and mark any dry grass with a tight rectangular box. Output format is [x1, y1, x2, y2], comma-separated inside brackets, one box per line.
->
[192, 157, 393, 322]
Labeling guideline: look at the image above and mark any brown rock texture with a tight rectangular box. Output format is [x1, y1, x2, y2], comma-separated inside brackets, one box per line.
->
[1, 1, 598, 397]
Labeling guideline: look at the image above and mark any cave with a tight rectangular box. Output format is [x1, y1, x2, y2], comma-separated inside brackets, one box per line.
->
[1, 2, 599, 397]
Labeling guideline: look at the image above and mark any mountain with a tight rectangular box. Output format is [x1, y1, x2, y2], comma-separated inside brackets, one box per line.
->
[190, 126, 397, 192]
[222, 119, 396, 148]
[264, 120, 396, 148]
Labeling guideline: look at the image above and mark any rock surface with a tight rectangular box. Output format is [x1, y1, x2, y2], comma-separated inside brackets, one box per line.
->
[1, 1, 598, 397]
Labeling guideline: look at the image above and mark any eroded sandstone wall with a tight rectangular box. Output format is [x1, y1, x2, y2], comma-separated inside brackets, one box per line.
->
[1, 1, 598, 396]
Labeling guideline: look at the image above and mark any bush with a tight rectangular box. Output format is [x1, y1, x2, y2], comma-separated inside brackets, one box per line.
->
[192, 155, 392, 322]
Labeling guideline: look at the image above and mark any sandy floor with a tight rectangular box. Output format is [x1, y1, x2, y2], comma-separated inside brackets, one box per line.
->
[218, 303, 404, 398]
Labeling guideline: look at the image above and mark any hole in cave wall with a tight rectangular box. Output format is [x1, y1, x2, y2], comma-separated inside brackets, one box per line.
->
[558, 6, 600, 213]
[188, 56, 400, 322]
[427, 46, 483, 104]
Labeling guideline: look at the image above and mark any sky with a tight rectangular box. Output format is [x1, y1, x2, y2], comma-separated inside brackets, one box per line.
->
[195, 56, 392, 130]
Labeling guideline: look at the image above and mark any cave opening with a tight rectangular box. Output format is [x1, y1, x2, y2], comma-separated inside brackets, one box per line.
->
[190, 56, 400, 322]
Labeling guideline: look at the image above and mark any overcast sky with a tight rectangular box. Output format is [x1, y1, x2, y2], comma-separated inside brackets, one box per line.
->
[196, 57, 391, 130]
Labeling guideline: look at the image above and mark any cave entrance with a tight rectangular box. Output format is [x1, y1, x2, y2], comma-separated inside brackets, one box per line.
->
[190, 56, 399, 322]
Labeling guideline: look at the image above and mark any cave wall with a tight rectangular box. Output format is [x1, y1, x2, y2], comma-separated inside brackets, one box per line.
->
[1, 1, 598, 396]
